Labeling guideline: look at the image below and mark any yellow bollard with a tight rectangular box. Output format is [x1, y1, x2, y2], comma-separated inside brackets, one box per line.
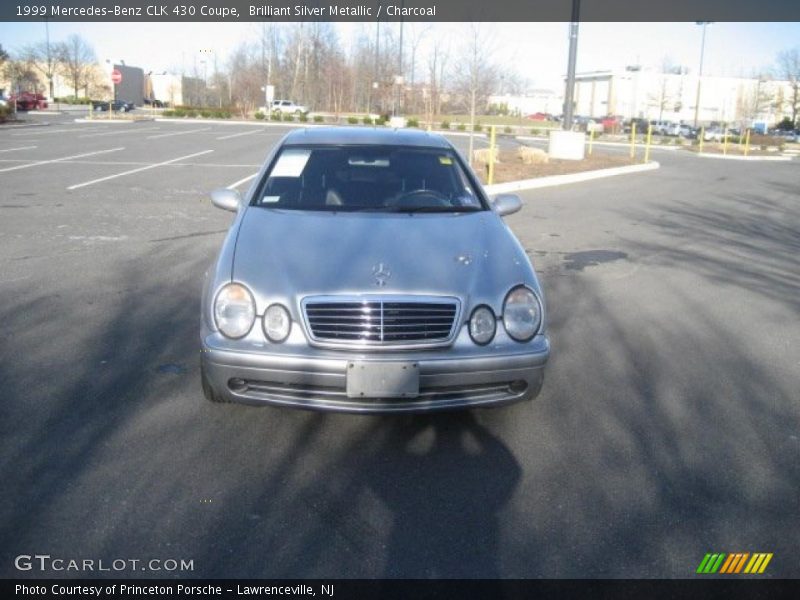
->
[588, 127, 594, 155]
[644, 124, 653, 163]
[744, 129, 751, 156]
[723, 127, 729, 155]
[488, 125, 496, 185]
[630, 122, 636, 160]
[699, 126, 705, 153]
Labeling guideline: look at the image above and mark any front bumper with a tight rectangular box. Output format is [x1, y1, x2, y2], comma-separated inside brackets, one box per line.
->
[201, 329, 550, 414]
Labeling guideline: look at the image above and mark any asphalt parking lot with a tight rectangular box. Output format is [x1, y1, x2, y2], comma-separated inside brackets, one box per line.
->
[1, 114, 798, 578]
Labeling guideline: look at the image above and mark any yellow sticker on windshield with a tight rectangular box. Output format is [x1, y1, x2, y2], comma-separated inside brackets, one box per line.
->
[438, 156, 453, 165]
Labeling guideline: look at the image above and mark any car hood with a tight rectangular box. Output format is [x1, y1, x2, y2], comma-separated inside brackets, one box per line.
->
[232, 208, 533, 313]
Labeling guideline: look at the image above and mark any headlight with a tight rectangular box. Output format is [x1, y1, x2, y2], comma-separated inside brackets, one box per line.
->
[503, 286, 542, 342]
[213, 283, 255, 339]
[469, 305, 496, 345]
[263, 304, 291, 342]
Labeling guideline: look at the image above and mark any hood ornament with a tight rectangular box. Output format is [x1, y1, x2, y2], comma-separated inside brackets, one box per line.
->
[372, 262, 391, 287]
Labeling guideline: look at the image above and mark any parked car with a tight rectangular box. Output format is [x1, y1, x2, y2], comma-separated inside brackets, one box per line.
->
[649, 120, 674, 135]
[271, 99, 309, 116]
[702, 127, 726, 142]
[525, 112, 553, 121]
[92, 100, 135, 112]
[775, 129, 798, 143]
[9, 92, 48, 111]
[200, 127, 550, 413]
[623, 118, 649, 134]
[601, 115, 624, 132]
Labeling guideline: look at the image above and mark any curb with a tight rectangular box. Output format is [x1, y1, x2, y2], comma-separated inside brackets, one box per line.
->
[515, 136, 683, 151]
[439, 131, 487, 138]
[0, 122, 48, 129]
[484, 161, 660, 194]
[693, 153, 793, 162]
[74, 117, 155, 123]
[155, 117, 319, 127]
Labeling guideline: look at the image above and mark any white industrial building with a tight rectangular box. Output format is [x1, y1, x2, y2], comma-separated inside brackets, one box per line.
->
[572, 68, 794, 125]
[487, 89, 562, 116]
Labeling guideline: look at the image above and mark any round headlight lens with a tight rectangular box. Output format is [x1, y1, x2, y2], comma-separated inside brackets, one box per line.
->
[469, 305, 496, 345]
[503, 286, 542, 342]
[263, 304, 291, 342]
[214, 283, 255, 339]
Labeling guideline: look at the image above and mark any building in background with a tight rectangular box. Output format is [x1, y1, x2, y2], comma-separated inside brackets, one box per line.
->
[487, 89, 562, 117]
[572, 68, 793, 126]
[146, 72, 205, 106]
[110, 63, 145, 105]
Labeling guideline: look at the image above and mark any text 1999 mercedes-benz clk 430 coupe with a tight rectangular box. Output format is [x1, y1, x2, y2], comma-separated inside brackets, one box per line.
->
[200, 127, 549, 413]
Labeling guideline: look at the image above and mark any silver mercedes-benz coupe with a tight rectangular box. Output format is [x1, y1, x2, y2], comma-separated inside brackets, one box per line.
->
[200, 127, 550, 413]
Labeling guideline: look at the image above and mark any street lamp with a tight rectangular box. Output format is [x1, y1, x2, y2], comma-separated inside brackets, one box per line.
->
[562, 0, 581, 130]
[693, 21, 713, 128]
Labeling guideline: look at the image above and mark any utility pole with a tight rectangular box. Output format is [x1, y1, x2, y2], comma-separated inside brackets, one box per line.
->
[397, 3, 404, 115]
[563, 0, 580, 130]
[693, 22, 713, 128]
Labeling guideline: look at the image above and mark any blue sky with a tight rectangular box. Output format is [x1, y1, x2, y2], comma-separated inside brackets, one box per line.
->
[1, 22, 798, 89]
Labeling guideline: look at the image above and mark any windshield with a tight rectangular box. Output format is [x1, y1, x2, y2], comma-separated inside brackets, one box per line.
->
[254, 145, 486, 212]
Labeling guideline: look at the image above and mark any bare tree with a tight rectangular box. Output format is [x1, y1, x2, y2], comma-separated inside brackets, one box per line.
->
[20, 41, 60, 97]
[404, 24, 430, 114]
[452, 24, 497, 163]
[426, 37, 450, 120]
[737, 75, 774, 124]
[3, 57, 39, 94]
[57, 34, 96, 98]
[648, 56, 679, 121]
[775, 47, 800, 125]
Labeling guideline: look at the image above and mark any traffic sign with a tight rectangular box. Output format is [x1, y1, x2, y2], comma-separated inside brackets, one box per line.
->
[111, 69, 122, 85]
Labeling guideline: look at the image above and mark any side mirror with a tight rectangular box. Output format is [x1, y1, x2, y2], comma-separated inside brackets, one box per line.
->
[492, 194, 522, 217]
[210, 188, 242, 213]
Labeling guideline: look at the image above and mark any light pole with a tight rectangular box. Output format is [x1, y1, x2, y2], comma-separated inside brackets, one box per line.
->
[693, 22, 713, 128]
[562, 0, 580, 130]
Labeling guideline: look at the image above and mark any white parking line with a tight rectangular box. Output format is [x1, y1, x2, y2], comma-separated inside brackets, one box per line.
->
[147, 127, 211, 140]
[226, 172, 259, 190]
[0, 147, 125, 173]
[66, 150, 214, 190]
[79, 127, 161, 138]
[12, 127, 105, 136]
[0, 146, 37, 153]
[0, 159, 261, 168]
[216, 129, 262, 140]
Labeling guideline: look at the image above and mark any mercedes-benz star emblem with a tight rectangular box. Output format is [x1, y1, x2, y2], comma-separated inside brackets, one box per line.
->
[372, 262, 391, 287]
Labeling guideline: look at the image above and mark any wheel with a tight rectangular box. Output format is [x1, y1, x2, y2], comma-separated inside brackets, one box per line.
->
[201, 360, 229, 403]
[295, 109, 302, 116]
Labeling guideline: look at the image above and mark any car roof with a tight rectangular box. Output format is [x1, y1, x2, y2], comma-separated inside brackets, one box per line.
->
[282, 126, 452, 148]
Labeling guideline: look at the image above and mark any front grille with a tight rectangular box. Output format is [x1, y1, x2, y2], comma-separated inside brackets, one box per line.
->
[302, 296, 460, 347]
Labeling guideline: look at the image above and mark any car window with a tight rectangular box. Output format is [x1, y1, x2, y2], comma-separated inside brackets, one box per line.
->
[256, 145, 486, 213]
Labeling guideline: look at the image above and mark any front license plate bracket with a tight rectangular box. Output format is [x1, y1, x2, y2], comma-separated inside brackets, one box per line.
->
[346, 361, 420, 399]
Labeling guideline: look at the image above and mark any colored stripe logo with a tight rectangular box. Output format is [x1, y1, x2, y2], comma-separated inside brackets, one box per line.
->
[697, 553, 773, 574]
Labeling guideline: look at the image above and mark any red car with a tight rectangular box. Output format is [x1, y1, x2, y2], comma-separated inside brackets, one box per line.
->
[601, 115, 624, 131]
[526, 112, 552, 121]
[10, 92, 48, 111]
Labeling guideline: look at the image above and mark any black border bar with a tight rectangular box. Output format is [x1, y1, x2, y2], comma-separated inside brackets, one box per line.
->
[5, 579, 800, 600]
[4, 0, 800, 22]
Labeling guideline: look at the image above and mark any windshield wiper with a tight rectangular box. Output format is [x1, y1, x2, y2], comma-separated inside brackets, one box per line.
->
[387, 205, 483, 213]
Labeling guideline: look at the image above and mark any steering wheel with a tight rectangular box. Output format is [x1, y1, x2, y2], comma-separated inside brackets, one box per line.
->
[387, 189, 451, 209]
